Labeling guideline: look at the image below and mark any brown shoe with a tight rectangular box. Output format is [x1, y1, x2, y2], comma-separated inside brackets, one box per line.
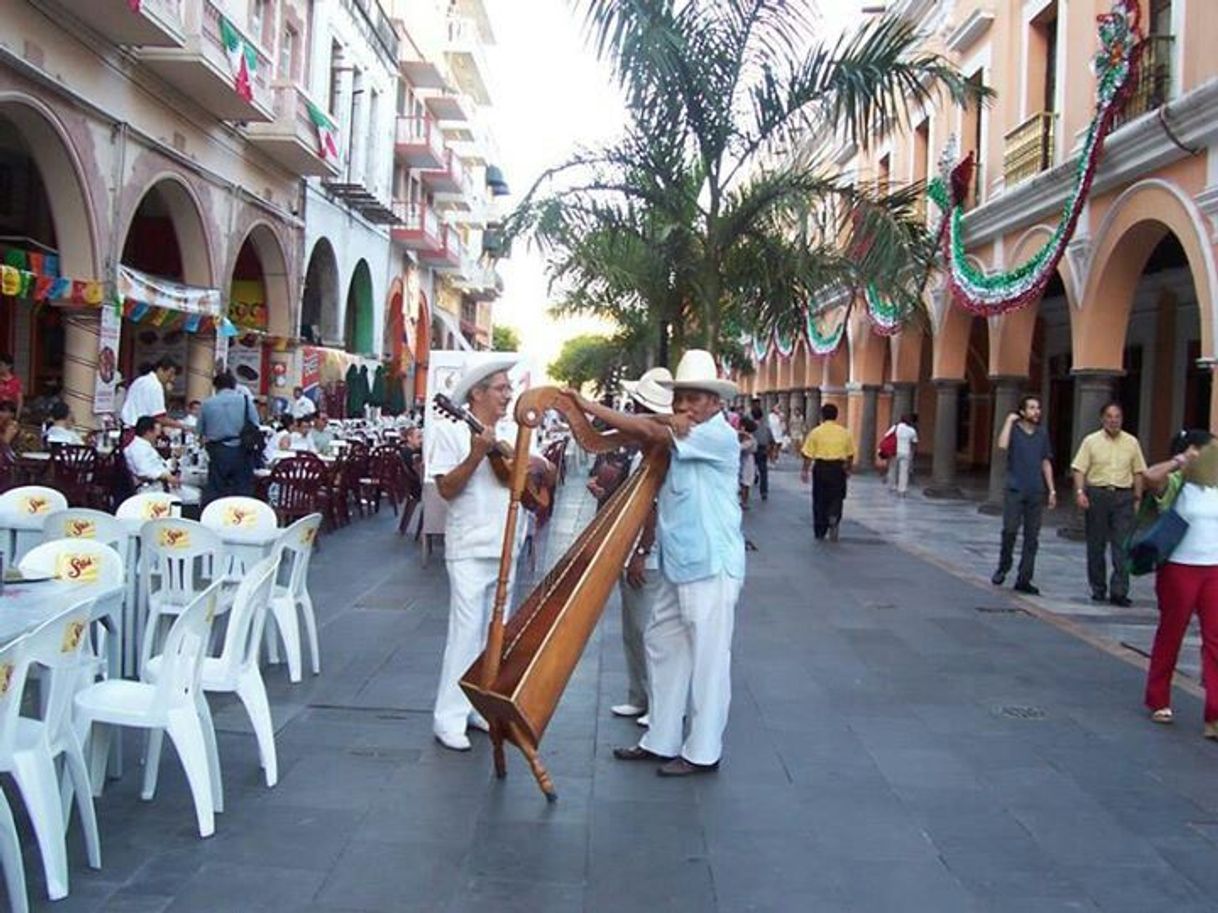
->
[657, 756, 720, 777]
[613, 745, 674, 762]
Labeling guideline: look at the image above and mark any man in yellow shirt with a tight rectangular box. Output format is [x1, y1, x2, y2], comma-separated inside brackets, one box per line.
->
[1070, 401, 1147, 607]
[800, 403, 855, 541]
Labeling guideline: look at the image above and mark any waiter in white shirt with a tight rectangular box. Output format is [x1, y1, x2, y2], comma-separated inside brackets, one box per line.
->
[429, 358, 524, 752]
[292, 386, 317, 421]
[120, 357, 185, 432]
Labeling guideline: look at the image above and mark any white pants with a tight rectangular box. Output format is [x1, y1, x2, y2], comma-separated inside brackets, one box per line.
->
[887, 455, 911, 494]
[639, 572, 743, 765]
[618, 570, 663, 709]
[433, 556, 516, 737]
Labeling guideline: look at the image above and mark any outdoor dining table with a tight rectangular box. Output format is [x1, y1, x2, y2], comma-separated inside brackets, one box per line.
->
[0, 577, 122, 650]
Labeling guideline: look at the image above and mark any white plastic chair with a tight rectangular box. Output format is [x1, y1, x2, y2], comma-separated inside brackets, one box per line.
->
[0, 634, 30, 913]
[200, 496, 278, 577]
[115, 492, 181, 525]
[74, 581, 225, 838]
[0, 487, 68, 565]
[137, 519, 227, 675]
[145, 555, 279, 788]
[39, 509, 127, 555]
[0, 599, 101, 902]
[267, 514, 323, 683]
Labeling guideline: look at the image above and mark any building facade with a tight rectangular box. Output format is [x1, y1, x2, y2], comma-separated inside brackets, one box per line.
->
[0, 0, 506, 427]
[745, 0, 1217, 501]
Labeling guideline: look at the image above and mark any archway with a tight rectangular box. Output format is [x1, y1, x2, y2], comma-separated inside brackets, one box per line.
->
[413, 291, 431, 404]
[230, 224, 290, 338]
[301, 238, 340, 344]
[345, 259, 375, 355]
[0, 99, 98, 418]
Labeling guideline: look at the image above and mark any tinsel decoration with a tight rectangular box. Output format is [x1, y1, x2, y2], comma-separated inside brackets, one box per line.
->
[931, 0, 1142, 316]
[804, 306, 847, 356]
[774, 326, 797, 358]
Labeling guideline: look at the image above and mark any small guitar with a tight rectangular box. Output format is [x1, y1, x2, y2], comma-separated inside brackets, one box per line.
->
[432, 393, 552, 513]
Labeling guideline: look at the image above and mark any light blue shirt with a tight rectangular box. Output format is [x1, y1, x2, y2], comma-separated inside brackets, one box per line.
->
[657, 412, 746, 584]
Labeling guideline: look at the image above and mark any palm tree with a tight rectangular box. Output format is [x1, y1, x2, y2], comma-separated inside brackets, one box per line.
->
[509, 0, 984, 356]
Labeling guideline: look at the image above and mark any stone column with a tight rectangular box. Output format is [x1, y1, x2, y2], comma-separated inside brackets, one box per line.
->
[856, 384, 881, 472]
[925, 378, 965, 498]
[982, 376, 1025, 514]
[804, 388, 821, 427]
[1071, 370, 1120, 458]
[186, 333, 216, 406]
[786, 389, 800, 420]
[890, 382, 916, 425]
[63, 312, 100, 431]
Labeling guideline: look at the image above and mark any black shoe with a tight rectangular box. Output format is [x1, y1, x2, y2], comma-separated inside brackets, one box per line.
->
[1013, 582, 1040, 596]
[656, 756, 720, 777]
[613, 745, 674, 762]
[1110, 595, 1132, 608]
[991, 570, 1006, 586]
[1091, 592, 1108, 603]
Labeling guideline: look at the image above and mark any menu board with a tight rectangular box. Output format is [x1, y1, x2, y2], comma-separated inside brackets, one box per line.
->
[130, 325, 188, 397]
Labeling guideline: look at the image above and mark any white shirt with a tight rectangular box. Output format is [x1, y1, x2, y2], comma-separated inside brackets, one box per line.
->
[293, 395, 317, 420]
[428, 417, 524, 561]
[1170, 483, 1218, 566]
[45, 425, 83, 446]
[895, 422, 919, 459]
[181, 414, 198, 431]
[125, 436, 170, 487]
[767, 412, 785, 441]
[120, 371, 167, 426]
[288, 431, 316, 453]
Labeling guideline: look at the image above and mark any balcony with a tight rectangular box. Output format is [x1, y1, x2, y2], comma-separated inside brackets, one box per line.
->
[458, 263, 503, 302]
[421, 148, 468, 194]
[444, 16, 492, 106]
[420, 225, 463, 270]
[1113, 35, 1174, 129]
[433, 168, 477, 213]
[1002, 112, 1054, 187]
[138, 0, 273, 122]
[394, 115, 445, 170]
[54, 0, 184, 47]
[246, 84, 341, 177]
[391, 201, 443, 252]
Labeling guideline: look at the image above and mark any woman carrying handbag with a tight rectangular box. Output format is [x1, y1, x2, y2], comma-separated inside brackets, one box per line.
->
[1140, 430, 1218, 736]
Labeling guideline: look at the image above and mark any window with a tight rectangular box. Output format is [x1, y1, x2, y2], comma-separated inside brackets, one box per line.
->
[328, 41, 343, 120]
[250, 0, 270, 47]
[279, 26, 296, 81]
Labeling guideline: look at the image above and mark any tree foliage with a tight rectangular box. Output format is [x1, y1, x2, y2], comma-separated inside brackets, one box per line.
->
[547, 333, 633, 395]
[506, 0, 985, 360]
[491, 324, 522, 352]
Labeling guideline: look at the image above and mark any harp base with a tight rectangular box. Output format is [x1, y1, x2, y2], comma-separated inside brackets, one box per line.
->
[462, 682, 557, 800]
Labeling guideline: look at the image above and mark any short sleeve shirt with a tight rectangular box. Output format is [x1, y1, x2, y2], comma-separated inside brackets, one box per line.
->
[801, 421, 855, 462]
[1070, 430, 1147, 488]
[0, 375, 22, 406]
[121, 372, 167, 426]
[895, 423, 918, 458]
[657, 413, 746, 584]
[428, 417, 523, 561]
[1005, 423, 1053, 494]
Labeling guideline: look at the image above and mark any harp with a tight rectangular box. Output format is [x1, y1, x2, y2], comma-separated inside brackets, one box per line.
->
[459, 387, 667, 800]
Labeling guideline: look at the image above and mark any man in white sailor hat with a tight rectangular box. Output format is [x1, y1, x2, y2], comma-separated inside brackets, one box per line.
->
[570, 350, 745, 775]
[610, 367, 674, 722]
[429, 357, 521, 751]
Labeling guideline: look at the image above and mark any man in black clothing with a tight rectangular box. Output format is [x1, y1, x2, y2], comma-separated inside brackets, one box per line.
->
[991, 395, 1057, 595]
[750, 404, 772, 500]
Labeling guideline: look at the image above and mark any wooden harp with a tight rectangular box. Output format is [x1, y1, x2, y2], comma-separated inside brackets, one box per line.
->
[459, 387, 667, 800]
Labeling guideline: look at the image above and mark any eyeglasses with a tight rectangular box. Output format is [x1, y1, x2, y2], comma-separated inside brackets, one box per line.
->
[487, 383, 514, 394]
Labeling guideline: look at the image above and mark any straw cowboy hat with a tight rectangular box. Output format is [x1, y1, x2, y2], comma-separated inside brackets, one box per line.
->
[660, 349, 738, 400]
[622, 367, 674, 415]
[450, 357, 517, 405]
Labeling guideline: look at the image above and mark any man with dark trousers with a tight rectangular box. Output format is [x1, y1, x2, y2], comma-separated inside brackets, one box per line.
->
[800, 403, 854, 541]
[991, 394, 1057, 595]
[749, 403, 771, 500]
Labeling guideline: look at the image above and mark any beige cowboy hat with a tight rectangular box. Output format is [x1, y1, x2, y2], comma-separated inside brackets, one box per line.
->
[622, 367, 674, 415]
[660, 349, 738, 400]
[450, 357, 518, 405]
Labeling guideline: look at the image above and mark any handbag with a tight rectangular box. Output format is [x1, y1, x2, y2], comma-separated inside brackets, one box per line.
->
[1128, 486, 1189, 576]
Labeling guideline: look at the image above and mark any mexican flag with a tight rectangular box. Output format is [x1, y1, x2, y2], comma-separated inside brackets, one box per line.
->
[306, 101, 340, 163]
[219, 15, 256, 102]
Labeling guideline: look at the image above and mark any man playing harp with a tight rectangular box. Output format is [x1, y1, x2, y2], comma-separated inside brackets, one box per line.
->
[569, 349, 746, 776]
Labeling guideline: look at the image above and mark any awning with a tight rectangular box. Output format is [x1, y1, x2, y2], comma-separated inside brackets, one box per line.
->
[432, 306, 473, 351]
[118, 265, 238, 336]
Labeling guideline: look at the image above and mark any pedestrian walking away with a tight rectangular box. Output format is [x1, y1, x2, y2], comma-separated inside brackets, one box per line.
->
[1071, 401, 1147, 607]
[750, 403, 772, 499]
[1139, 430, 1218, 736]
[801, 403, 854, 541]
[882, 413, 919, 496]
[572, 349, 745, 777]
[992, 396, 1056, 595]
[197, 370, 260, 504]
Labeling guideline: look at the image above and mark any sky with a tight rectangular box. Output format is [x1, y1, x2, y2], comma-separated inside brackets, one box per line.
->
[482, 0, 859, 378]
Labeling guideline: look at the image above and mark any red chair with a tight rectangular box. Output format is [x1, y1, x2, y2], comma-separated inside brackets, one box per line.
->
[396, 456, 424, 536]
[268, 454, 331, 528]
[359, 445, 406, 517]
[48, 443, 97, 507]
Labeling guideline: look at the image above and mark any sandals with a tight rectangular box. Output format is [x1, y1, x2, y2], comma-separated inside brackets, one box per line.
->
[1150, 708, 1174, 725]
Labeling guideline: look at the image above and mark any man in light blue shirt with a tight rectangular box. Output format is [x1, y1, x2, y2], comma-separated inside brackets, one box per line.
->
[571, 349, 745, 776]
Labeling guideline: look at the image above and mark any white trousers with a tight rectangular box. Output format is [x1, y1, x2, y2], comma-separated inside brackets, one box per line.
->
[433, 556, 516, 737]
[887, 455, 911, 494]
[639, 572, 743, 765]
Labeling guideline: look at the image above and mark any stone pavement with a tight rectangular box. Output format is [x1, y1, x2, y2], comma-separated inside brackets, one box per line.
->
[11, 463, 1218, 913]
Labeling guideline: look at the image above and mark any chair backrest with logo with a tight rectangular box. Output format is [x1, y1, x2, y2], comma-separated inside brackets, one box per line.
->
[41, 509, 127, 557]
[0, 486, 68, 531]
[148, 581, 225, 718]
[139, 519, 224, 607]
[200, 497, 277, 536]
[22, 598, 97, 747]
[116, 492, 181, 524]
[19, 540, 124, 593]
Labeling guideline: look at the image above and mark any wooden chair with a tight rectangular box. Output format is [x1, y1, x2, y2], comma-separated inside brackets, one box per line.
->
[48, 444, 96, 507]
[359, 445, 405, 517]
[396, 456, 423, 536]
[267, 454, 331, 528]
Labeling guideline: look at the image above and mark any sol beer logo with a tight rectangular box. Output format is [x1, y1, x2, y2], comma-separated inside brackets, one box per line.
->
[0, 663, 13, 698]
[300, 526, 317, 546]
[143, 501, 172, 520]
[158, 527, 190, 550]
[67, 519, 96, 539]
[60, 620, 86, 654]
[225, 506, 256, 528]
[23, 497, 49, 515]
[56, 553, 99, 583]
[204, 594, 217, 624]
